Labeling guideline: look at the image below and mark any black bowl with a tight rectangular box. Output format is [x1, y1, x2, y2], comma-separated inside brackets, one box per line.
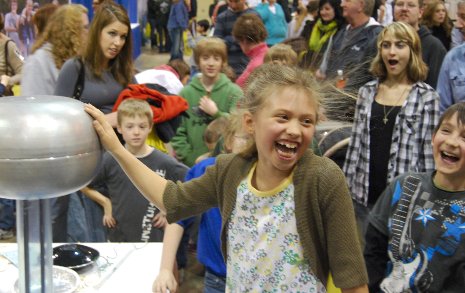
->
[53, 244, 99, 271]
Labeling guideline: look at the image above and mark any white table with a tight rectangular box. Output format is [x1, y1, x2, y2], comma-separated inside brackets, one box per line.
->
[0, 242, 162, 293]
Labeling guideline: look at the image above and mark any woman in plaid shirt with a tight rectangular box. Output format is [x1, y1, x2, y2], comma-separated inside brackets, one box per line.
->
[343, 22, 440, 238]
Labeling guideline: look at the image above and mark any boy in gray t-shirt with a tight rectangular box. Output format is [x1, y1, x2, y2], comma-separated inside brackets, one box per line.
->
[82, 99, 188, 242]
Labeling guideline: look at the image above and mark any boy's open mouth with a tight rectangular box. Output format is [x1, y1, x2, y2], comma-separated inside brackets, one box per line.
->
[441, 151, 459, 163]
[275, 141, 298, 156]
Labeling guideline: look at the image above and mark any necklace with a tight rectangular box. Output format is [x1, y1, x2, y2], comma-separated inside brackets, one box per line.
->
[382, 85, 410, 124]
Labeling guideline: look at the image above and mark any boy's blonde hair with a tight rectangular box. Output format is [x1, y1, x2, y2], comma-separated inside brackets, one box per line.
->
[240, 64, 321, 157]
[370, 22, 428, 82]
[204, 116, 229, 148]
[117, 99, 154, 126]
[193, 37, 228, 67]
[264, 44, 298, 66]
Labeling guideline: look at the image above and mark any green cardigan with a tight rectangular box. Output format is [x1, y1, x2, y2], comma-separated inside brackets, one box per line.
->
[164, 150, 368, 289]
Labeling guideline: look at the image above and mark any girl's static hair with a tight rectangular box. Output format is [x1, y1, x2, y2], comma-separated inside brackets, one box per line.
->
[370, 22, 428, 82]
[421, 1, 452, 37]
[239, 64, 321, 158]
[117, 98, 153, 126]
[83, 2, 133, 87]
[232, 13, 267, 44]
[434, 102, 465, 133]
[193, 37, 228, 66]
[32, 4, 88, 69]
[263, 43, 298, 65]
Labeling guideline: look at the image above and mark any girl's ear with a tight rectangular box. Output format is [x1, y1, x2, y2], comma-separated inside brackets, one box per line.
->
[243, 111, 255, 135]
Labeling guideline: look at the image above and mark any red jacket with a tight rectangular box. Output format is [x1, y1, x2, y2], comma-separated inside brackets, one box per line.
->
[113, 83, 188, 124]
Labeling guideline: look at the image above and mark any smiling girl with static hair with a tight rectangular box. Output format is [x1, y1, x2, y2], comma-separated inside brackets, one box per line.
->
[343, 21, 440, 238]
[85, 64, 369, 292]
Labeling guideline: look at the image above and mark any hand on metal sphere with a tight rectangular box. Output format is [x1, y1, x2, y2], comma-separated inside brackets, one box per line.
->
[84, 104, 124, 155]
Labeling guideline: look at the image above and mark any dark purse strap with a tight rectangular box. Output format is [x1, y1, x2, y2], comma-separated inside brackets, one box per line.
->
[72, 57, 85, 100]
[4, 40, 11, 76]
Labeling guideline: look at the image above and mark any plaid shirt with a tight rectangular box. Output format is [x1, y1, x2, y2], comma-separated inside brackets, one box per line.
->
[343, 80, 439, 206]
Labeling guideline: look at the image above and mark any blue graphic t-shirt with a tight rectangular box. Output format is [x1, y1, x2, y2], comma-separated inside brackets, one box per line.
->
[369, 172, 465, 292]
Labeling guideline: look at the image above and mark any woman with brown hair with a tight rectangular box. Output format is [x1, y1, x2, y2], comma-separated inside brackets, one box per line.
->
[232, 13, 268, 88]
[300, 0, 345, 71]
[421, 0, 452, 50]
[55, 1, 134, 127]
[54, 2, 134, 243]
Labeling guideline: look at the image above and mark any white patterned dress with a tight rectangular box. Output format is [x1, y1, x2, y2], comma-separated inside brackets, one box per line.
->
[226, 164, 326, 293]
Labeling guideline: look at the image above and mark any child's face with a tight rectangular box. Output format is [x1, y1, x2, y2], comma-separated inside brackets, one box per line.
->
[196, 24, 206, 34]
[117, 115, 152, 150]
[380, 32, 411, 80]
[245, 86, 317, 177]
[198, 54, 223, 80]
[432, 113, 465, 186]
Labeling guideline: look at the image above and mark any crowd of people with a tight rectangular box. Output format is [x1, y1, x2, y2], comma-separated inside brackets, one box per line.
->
[1, 0, 465, 292]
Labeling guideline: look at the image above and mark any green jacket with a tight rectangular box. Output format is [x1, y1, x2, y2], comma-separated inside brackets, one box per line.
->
[171, 73, 242, 166]
[164, 150, 368, 289]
